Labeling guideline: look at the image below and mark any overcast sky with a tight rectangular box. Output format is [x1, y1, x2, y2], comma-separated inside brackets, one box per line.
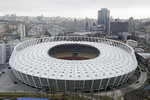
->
[0, 0, 150, 19]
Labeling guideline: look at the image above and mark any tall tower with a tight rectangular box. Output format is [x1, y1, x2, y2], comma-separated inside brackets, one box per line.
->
[19, 24, 26, 41]
[85, 17, 89, 31]
[0, 42, 6, 64]
[128, 17, 135, 34]
[98, 8, 110, 34]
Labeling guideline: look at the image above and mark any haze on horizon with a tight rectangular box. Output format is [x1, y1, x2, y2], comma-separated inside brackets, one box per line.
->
[0, 0, 150, 19]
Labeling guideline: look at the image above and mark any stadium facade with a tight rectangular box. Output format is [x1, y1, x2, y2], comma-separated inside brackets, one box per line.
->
[9, 36, 137, 92]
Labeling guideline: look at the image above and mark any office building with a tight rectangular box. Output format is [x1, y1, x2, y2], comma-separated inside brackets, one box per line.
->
[97, 8, 110, 34]
[110, 21, 129, 34]
[52, 25, 59, 36]
[19, 24, 27, 41]
[5, 40, 20, 61]
[145, 34, 150, 44]
[128, 17, 135, 33]
[0, 42, 6, 64]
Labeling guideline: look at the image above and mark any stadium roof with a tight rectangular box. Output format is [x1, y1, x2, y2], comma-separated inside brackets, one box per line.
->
[10, 39, 137, 80]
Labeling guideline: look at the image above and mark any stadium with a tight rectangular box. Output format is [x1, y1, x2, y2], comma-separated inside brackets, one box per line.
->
[9, 36, 137, 92]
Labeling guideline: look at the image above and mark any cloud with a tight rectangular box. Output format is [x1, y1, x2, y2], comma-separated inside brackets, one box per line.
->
[0, 0, 150, 18]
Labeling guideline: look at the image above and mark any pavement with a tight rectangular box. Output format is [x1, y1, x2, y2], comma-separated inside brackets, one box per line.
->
[0, 68, 38, 93]
[0, 64, 6, 71]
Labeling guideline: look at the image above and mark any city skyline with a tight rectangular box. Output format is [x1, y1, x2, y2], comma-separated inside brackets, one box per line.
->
[0, 0, 150, 19]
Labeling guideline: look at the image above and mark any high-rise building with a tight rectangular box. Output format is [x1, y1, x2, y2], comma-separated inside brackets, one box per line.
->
[5, 40, 20, 61]
[52, 25, 59, 36]
[85, 17, 90, 31]
[19, 24, 27, 41]
[128, 17, 135, 33]
[0, 40, 20, 64]
[145, 34, 150, 44]
[0, 42, 6, 64]
[97, 8, 110, 34]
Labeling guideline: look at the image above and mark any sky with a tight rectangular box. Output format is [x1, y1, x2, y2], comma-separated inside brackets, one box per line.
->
[0, 0, 150, 19]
